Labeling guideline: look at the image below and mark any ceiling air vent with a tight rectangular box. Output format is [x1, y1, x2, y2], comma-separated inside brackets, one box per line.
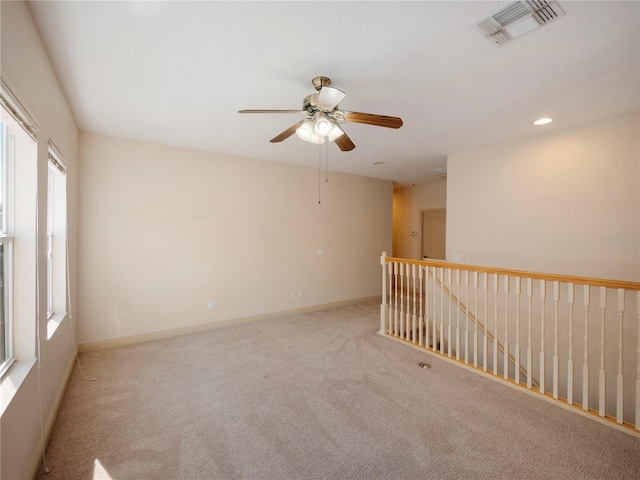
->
[474, 1, 565, 46]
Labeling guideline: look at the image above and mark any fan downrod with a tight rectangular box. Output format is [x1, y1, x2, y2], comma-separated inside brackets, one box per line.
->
[311, 76, 331, 92]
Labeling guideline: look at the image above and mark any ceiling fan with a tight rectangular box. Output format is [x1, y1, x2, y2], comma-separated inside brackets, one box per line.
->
[238, 76, 403, 151]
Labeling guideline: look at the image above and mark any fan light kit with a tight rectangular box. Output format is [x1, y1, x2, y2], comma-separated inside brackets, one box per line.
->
[239, 76, 403, 151]
[295, 112, 345, 144]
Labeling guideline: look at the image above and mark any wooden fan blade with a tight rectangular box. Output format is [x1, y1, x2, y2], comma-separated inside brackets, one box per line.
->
[334, 131, 355, 151]
[342, 111, 403, 129]
[238, 110, 305, 114]
[270, 121, 304, 143]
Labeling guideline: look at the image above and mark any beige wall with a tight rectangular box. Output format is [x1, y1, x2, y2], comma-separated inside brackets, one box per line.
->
[447, 110, 640, 282]
[1, 2, 79, 479]
[392, 181, 447, 259]
[3, 3, 634, 478]
[77, 132, 392, 344]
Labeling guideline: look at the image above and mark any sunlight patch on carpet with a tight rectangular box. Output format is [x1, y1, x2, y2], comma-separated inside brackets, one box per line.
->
[93, 459, 114, 480]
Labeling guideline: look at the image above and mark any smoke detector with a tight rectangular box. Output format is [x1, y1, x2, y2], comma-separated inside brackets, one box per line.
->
[474, 1, 565, 46]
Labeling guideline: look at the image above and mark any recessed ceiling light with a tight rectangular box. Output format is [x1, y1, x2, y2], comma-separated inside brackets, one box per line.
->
[533, 117, 553, 126]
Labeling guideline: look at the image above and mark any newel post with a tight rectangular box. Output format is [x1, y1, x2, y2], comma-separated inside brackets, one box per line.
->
[379, 252, 388, 335]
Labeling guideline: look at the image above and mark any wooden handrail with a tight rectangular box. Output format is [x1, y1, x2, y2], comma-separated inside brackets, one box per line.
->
[383, 256, 640, 291]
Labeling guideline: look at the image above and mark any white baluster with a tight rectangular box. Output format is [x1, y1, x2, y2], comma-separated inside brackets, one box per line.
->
[504, 275, 510, 380]
[515, 277, 521, 385]
[540, 279, 546, 394]
[527, 278, 533, 390]
[448, 268, 453, 358]
[419, 266, 424, 347]
[407, 264, 413, 341]
[379, 253, 388, 335]
[483, 272, 489, 372]
[553, 281, 560, 399]
[403, 263, 408, 339]
[599, 286, 606, 417]
[402, 263, 406, 340]
[440, 267, 445, 354]
[412, 264, 417, 344]
[425, 266, 430, 350]
[394, 262, 399, 337]
[456, 269, 461, 361]
[583, 285, 590, 411]
[405, 263, 410, 340]
[388, 262, 393, 334]
[493, 274, 499, 376]
[474, 271, 479, 368]
[636, 291, 640, 431]
[567, 283, 575, 405]
[433, 267, 438, 352]
[399, 263, 405, 339]
[465, 271, 470, 365]
[616, 289, 624, 424]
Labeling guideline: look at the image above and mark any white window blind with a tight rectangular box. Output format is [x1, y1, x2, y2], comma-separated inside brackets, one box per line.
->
[0, 79, 38, 140]
[48, 142, 67, 174]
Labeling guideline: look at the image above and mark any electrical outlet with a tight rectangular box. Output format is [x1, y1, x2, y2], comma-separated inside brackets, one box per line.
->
[317, 248, 324, 256]
[208, 300, 214, 310]
[291, 290, 296, 299]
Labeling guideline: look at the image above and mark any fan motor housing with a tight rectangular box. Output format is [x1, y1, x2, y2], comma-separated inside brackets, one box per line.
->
[302, 94, 320, 113]
[303, 93, 338, 115]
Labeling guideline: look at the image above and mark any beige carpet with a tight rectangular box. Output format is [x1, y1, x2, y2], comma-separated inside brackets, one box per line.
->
[38, 300, 640, 479]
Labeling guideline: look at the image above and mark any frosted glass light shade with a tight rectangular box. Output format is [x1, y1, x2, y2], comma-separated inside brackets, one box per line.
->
[309, 133, 325, 144]
[295, 121, 314, 141]
[314, 116, 333, 136]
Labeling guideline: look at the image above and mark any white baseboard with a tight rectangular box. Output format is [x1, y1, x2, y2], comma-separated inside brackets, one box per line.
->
[78, 296, 380, 353]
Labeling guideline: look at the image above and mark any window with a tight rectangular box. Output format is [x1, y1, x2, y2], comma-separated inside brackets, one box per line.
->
[46, 145, 67, 335]
[0, 120, 11, 373]
[0, 81, 38, 377]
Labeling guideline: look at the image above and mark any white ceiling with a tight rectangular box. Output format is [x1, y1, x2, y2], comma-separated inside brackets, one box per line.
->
[28, 1, 639, 185]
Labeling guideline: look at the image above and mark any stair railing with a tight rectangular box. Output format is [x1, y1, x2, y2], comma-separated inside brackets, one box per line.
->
[379, 252, 640, 434]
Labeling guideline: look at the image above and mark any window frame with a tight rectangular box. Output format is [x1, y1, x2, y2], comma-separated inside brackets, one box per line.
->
[0, 121, 15, 377]
[0, 79, 39, 380]
[46, 160, 54, 319]
[45, 144, 67, 338]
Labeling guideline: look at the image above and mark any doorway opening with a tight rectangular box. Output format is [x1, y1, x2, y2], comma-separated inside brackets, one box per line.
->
[420, 208, 446, 260]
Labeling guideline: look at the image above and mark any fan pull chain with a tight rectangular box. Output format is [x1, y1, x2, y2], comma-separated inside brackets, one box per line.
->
[317, 141, 330, 204]
[318, 143, 322, 204]
[325, 140, 329, 183]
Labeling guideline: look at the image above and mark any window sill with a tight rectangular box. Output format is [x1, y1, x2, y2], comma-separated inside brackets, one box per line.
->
[0, 358, 37, 417]
[47, 311, 67, 340]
